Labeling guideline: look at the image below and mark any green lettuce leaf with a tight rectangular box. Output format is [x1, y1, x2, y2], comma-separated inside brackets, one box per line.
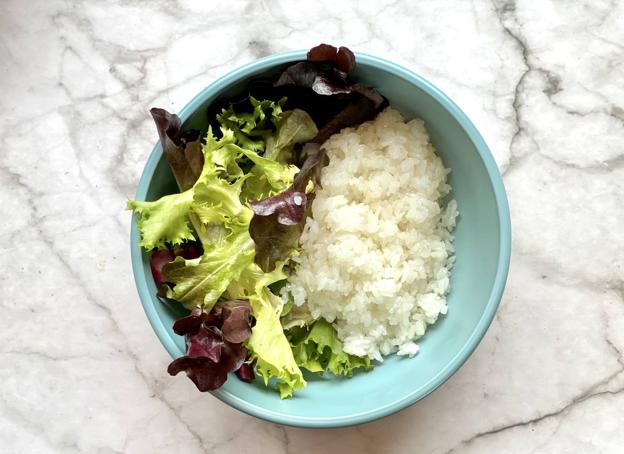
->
[249, 290, 306, 398]
[201, 128, 245, 180]
[126, 159, 250, 251]
[281, 303, 315, 330]
[289, 319, 372, 377]
[163, 229, 255, 311]
[126, 190, 195, 250]
[192, 177, 250, 227]
[265, 109, 318, 163]
[226, 259, 287, 298]
[210, 99, 300, 202]
[227, 263, 306, 398]
[129, 98, 283, 250]
[216, 97, 285, 152]
[239, 147, 298, 193]
[164, 158, 254, 310]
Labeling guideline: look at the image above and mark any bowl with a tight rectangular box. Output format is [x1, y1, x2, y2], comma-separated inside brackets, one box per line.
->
[130, 50, 511, 428]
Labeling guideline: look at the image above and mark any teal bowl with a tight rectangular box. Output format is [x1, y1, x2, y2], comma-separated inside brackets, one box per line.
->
[130, 50, 511, 428]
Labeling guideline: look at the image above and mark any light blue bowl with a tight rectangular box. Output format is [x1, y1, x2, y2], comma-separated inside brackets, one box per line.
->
[130, 50, 511, 428]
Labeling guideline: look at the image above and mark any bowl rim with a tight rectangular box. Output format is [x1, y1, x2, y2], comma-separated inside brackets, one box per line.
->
[130, 49, 512, 428]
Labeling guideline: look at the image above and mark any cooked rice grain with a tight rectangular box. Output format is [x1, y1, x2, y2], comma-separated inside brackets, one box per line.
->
[288, 108, 458, 361]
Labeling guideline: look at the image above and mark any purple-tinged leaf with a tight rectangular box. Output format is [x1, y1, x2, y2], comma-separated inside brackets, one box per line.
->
[274, 62, 350, 96]
[150, 248, 176, 286]
[307, 43, 339, 62]
[171, 306, 221, 335]
[335, 46, 356, 74]
[150, 241, 203, 288]
[172, 306, 205, 335]
[150, 108, 204, 191]
[310, 75, 352, 96]
[235, 363, 255, 382]
[167, 323, 247, 392]
[167, 357, 228, 391]
[186, 326, 224, 362]
[166, 339, 246, 392]
[178, 241, 203, 259]
[219, 342, 247, 373]
[274, 62, 318, 89]
[167, 300, 253, 392]
[219, 300, 253, 344]
[307, 44, 356, 73]
[249, 215, 301, 273]
[250, 190, 307, 226]
[273, 45, 387, 144]
[312, 84, 386, 144]
[293, 143, 329, 192]
[249, 190, 309, 272]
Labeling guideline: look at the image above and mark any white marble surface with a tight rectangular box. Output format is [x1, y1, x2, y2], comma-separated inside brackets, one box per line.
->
[1, 0, 623, 452]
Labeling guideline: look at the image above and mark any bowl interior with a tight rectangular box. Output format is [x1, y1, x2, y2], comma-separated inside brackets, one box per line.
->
[131, 52, 510, 427]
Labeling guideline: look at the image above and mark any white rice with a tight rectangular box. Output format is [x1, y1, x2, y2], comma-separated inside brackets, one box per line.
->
[287, 108, 458, 361]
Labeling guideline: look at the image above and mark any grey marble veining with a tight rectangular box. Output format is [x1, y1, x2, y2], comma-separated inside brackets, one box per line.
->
[1, 0, 623, 452]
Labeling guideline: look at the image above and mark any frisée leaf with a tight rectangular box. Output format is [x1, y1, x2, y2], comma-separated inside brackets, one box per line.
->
[227, 263, 306, 398]
[163, 229, 255, 311]
[289, 319, 372, 377]
[265, 109, 318, 163]
[126, 190, 195, 250]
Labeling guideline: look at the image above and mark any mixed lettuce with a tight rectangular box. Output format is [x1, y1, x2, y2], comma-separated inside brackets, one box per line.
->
[274, 43, 387, 144]
[128, 44, 378, 397]
[226, 262, 305, 397]
[129, 96, 312, 395]
[249, 189, 307, 273]
[149, 108, 203, 192]
[288, 319, 372, 376]
[167, 305, 250, 391]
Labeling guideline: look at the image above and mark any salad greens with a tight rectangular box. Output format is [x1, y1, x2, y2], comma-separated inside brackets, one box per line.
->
[249, 189, 307, 273]
[128, 190, 197, 250]
[150, 108, 203, 192]
[167, 304, 250, 391]
[162, 230, 254, 311]
[128, 44, 385, 397]
[129, 96, 312, 396]
[289, 319, 372, 376]
[226, 262, 305, 397]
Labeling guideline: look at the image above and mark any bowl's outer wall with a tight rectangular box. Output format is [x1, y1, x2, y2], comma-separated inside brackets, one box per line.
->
[130, 51, 511, 427]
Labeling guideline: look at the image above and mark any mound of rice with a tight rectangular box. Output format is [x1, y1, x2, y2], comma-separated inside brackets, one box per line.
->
[287, 108, 458, 361]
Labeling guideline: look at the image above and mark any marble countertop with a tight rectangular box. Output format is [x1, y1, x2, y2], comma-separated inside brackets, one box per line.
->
[2, 0, 623, 452]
